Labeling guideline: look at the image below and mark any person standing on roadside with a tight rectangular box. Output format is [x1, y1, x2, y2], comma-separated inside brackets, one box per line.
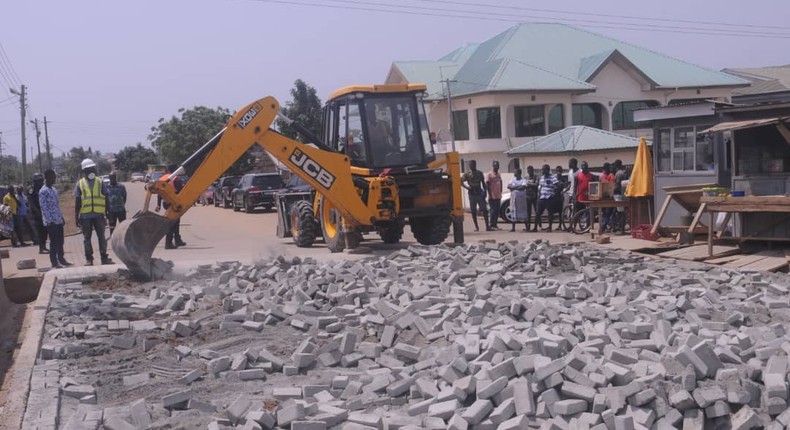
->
[576, 161, 595, 211]
[461, 160, 492, 232]
[485, 161, 503, 231]
[74, 158, 113, 266]
[3, 185, 27, 247]
[39, 169, 72, 268]
[535, 165, 559, 231]
[16, 185, 38, 246]
[106, 172, 127, 236]
[29, 173, 49, 254]
[565, 158, 580, 231]
[524, 166, 539, 232]
[507, 168, 529, 232]
[552, 166, 568, 231]
[156, 164, 187, 249]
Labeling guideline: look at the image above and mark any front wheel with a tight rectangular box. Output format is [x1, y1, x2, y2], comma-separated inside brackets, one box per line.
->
[319, 196, 359, 252]
[410, 216, 451, 245]
[562, 204, 574, 229]
[245, 197, 255, 213]
[232, 195, 240, 212]
[378, 221, 404, 244]
[290, 200, 318, 247]
[570, 208, 591, 234]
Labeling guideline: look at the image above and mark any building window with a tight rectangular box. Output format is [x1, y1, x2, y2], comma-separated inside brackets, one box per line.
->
[656, 126, 714, 173]
[612, 100, 659, 130]
[514, 105, 545, 137]
[548, 105, 564, 133]
[452, 110, 469, 141]
[507, 158, 520, 173]
[572, 103, 603, 129]
[477, 107, 501, 139]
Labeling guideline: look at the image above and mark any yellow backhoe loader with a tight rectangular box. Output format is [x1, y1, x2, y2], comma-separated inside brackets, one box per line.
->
[112, 84, 464, 280]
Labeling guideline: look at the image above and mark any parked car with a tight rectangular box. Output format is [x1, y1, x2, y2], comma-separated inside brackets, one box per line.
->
[201, 181, 217, 205]
[130, 172, 145, 182]
[146, 171, 165, 183]
[232, 173, 285, 213]
[214, 176, 242, 208]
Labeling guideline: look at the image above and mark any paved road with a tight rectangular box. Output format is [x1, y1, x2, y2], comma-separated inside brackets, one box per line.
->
[2, 182, 582, 277]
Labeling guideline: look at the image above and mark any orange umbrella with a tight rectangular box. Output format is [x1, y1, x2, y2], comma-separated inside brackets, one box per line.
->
[625, 137, 653, 197]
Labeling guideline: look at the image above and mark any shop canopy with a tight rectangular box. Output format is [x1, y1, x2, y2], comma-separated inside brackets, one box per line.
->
[702, 117, 790, 133]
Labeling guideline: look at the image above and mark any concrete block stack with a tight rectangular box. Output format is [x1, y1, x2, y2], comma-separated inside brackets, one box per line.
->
[31, 241, 790, 429]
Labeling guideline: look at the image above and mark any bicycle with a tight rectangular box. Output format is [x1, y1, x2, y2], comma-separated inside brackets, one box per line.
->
[569, 204, 593, 234]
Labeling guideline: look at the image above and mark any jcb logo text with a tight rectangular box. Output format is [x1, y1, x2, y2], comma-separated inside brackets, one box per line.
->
[236, 103, 262, 129]
[290, 149, 335, 189]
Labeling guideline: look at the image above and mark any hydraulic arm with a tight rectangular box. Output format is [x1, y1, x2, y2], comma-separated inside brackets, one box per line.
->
[112, 97, 409, 279]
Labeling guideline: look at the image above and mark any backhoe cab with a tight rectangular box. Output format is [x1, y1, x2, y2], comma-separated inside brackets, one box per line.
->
[281, 84, 464, 251]
[112, 84, 463, 280]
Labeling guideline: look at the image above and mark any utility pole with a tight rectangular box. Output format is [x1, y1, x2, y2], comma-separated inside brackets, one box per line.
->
[441, 78, 458, 153]
[43, 116, 52, 169]
[31, 118, 42, 171]
[10, 85, 27, 182]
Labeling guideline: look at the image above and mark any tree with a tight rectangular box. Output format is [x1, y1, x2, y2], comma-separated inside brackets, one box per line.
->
[0, 155, 22, 185]
[148, 106, 254, 176]
[275, 79, 323, 143]
[114, 143, 158, 174]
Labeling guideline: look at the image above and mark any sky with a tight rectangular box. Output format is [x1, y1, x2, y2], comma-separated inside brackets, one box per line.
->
[0, 0, 788, 162]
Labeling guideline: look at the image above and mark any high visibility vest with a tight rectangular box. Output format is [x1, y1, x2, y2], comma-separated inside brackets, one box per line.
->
[78, 178, 106, 215]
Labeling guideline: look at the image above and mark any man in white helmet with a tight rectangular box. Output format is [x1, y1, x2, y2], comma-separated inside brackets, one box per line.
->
[73, 158, 113, 265]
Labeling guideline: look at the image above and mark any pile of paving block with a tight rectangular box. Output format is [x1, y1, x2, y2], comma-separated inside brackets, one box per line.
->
[36, 241, 790, 429]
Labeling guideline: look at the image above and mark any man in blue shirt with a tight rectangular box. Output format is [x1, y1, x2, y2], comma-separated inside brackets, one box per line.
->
[39, 169, 72, 268]
[535, 164, 560, 232]
[106, 171, 127, 236]
[74, 159, 113, 266]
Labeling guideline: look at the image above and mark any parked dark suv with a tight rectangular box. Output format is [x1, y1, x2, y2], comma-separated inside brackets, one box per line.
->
[214, 175, 242, 208]
[232, 173, 284, 213]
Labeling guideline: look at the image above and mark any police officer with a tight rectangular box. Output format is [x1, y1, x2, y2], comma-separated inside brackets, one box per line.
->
[74, 159, 114, 265]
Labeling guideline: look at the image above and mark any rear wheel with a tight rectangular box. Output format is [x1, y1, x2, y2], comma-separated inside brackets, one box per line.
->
[290, 200, 318, 247]
[224, 195, 231, 209]
[232, 195, 240, 212]
[500, 200, 512, 223]
[320, 196, 358, 252]
[378, 221, 404, 244]
[245, 197, 255, 213]
[570, 208, 591, 234]
[410, 216, 451, 245]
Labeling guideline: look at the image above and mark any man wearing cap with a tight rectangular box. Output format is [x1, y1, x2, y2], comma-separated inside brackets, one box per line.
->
[106, 171, 127, 236]
[74, 158, 114, 266]
[28, 173, 49, 254]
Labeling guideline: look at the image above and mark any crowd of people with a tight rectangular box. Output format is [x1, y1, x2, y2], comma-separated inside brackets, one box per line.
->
[0, 158, 130, 269]
[462, 158, 628, 234]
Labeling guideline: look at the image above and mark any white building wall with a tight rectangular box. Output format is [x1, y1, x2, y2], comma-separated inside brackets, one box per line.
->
[426, 61, 735, 165]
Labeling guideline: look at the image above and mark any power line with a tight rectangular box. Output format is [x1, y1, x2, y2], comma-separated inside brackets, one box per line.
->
[317, 0, 790, 37]
[248, 0, 790, 39]
[0, 43, 22, 87]
[412, 0, 790, 31]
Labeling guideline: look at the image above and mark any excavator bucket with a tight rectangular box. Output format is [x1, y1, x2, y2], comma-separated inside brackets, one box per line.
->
[111, 211, 174, 280]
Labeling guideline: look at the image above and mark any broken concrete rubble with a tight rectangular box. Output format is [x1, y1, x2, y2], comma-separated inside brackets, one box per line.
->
[26, 241, 790, 429]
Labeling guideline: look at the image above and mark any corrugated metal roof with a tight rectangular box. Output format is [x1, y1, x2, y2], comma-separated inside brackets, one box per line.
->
[389, 60, 456, 98]
[724, 66, 790, 96]
[506, 126, 645, 156]
[390, 23, 748, 98]
[702, 117, 790, 133]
